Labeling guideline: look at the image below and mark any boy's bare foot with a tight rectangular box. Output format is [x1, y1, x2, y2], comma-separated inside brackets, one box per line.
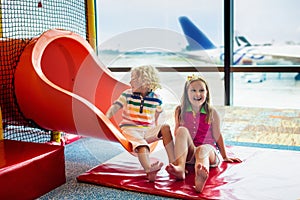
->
[146, 161, 163, 182]
[165, 163, 185, 180]
[195, 163, 209, 193]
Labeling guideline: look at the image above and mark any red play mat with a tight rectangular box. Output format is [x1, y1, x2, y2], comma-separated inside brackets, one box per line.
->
[77, 145, 300, 199]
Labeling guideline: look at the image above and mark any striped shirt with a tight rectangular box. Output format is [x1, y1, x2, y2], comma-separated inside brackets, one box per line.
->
[114, 89, 162, 128]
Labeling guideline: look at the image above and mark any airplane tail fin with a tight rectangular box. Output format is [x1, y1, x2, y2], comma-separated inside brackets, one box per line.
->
[178, 16, 216, 50]
[235, 35, 251, 47]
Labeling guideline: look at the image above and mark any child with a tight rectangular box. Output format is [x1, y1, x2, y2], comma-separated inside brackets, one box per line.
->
[106, 65, 175, 182]
[166, 74, 241, 192]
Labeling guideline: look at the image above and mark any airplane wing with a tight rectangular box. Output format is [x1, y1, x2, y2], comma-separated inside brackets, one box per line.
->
[251, 45, 300, 62]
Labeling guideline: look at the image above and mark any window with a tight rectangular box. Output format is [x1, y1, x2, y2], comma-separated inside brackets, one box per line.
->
[96, 0, 300, 109]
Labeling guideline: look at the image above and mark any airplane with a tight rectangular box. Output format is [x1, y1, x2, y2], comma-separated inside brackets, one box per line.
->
[178, 16, 300, 81]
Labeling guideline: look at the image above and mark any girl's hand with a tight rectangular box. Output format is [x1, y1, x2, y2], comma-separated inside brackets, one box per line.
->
[223, 157, 242, 163]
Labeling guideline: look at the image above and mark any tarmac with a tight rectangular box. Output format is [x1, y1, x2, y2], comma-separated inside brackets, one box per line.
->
[112, 72, 300, 110]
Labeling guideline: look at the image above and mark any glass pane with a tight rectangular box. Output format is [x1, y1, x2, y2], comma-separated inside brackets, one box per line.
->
[233, 72, 300, 109]
[234, 0, 300, 109]
[97, 1, 223, 54]
[96, 1, 224, 105]
[234, 0, 300, 66]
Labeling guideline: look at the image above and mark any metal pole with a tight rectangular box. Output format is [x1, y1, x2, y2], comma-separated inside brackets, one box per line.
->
[224, 0, 234, 105]
[0, 1, 3, 38]
[86, 0, 97, 50]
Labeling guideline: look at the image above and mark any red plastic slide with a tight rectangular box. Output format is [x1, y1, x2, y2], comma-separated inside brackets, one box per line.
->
[14, 29, 157, 152]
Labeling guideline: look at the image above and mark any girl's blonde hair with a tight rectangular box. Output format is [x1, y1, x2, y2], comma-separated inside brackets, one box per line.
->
[179, 75, 213, 124]
[131, 65, 161, 91]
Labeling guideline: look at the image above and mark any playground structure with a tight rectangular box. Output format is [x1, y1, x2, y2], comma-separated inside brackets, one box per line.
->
[0, 2, 159, 194]
[0, 1, 101, 199]
[14, 28, 158, 153]
[1, 2, 161, 197]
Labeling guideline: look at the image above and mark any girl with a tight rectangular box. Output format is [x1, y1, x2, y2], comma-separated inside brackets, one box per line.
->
[166, 74, 241, 192]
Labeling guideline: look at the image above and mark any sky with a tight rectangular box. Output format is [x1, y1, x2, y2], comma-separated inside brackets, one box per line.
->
[96, 0, 300, 49]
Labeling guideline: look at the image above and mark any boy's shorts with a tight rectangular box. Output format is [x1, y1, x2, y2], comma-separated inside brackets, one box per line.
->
[121, 124, 163, 152]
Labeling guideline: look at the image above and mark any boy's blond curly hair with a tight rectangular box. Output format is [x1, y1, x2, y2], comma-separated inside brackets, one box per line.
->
[131, 65, 161, 91]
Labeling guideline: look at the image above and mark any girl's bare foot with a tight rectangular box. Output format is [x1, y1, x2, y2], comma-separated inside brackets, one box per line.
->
[195, 163, 209, 193]
[165, 163, 185, 180]
[146, 161, 163, 182]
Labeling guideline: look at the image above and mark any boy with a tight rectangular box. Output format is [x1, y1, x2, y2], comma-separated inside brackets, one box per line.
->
[106, 65, 175, 181]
